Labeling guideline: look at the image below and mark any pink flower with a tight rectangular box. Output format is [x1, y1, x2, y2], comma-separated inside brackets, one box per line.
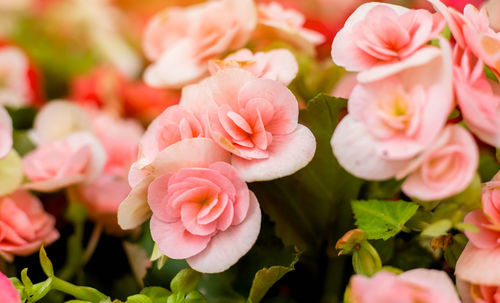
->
[331, 3, 444, 81]
[398, 125, 479, 201]
[0, 106, 12, 159]
[0, 46, 34, 107]
[484, 0, 500, 32]
[142, 0, 257, 88]
[180, 69, 316, 182]
[349, 269, 461, 303]
[23, 132, 107, 192]
[118, 138, 261, 273]
[77, 111, 143, 233]
[256, 2, 325, 55]
[208, 48, 298, 86]
[453, 47, 500, 147]
[457, 278, 500, 303]
[0, 271, 20, 303]
[331, 40, 453, 181]
[0, 190, 59, 261]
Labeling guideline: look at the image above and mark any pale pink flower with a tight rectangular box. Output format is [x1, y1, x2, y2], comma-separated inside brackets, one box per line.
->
[142, 0, 257, 88]
[208, 48, 298, 86]
[349, 269, 461, 303]
[118, 138, 261, 273]
[0, 46, 32, 107]
[331, 3, 444, 82]
[457, 278, 500, 303]
[0, 271, 19, 303]
[23, 132, 106, 192]
[256, 2, 325, 55]
[0, 190, 59, 261]
[398, 125, 479, 201]
[0, 106, 12, 159]
[484, 0, 500, 32]
[180, 69, 316, 182]
[454, 47, 500, 147]
[331, 40, 453, 181]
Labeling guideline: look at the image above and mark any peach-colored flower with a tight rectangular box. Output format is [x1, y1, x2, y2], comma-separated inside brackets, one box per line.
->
[23, 132, 106, 192]
[180, 69, 316, 182]
[142, 0, 257, 88]
[256, 2, 325, 55]
[0, 46, 33, 107]
[118, 138, 261, 273]
[0, 106, 12, 159]
[331, 3, 444, 81]
[349, 269, 461, 303]
[484, 0, 500, 32]
[453, 47, 500, 147]
[208, 48, 298, 86]
[0, 271, 19, 303]
[331, 40, 453, 181]
[0, 190, 59, 261]
[398, 125, 478, 201]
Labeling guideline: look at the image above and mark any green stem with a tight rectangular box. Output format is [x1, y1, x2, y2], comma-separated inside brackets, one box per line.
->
[51, 277, 106, 302]
[81, 223, 103, 266]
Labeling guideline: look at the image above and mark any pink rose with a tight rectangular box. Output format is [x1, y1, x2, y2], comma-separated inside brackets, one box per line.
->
[142, 0, 257, 88]
[331, 3, 444, 82]
[208, 48, 298, 86]
[0, 106, 12, 159]
[23, 132, 107, 192]
[180, 69, 316, 182]
[0, 190, 59, 261]
[0, 46, 33, 107]
[331, 40, 453, 181]
[256, 2, 325, 55]
[118, 138, 261, 273]
[0, 271, 19, 303]
[398, 125, 479, 201]
[453, 47, 500, 147]
[349, 269, 461, 303]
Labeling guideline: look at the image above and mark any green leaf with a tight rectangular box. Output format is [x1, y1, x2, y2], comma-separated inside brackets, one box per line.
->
[0, 149, 23, 196]
[421, 219, 453, 237]
[21, 268, 33, 292]
[479, 152, 500, 181]
[39, 246, 54, 277]
[140, 287, 171, 303]
[197, 272, 245, 303]
[170, 268, 202, 294]
[30, 277, 53, 301]
[248, 255, 298, 303]
[12, 130, 36, 156]
[125, 294, 153, 303]
[352, 200, 418, 240]
[185, 291, 208, 303]
[251, 94, 362, 251]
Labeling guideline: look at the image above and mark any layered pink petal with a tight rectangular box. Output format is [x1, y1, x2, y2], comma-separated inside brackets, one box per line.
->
[456, 243, 500, 285]
[0, 271, 20, 303]
[464, 210, 500, 249]
[117, 175, 154, 230]
[0, 106, 12, 159]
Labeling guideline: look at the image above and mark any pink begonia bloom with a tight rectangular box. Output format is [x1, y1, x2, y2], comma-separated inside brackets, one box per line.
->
[208, 48, 298, 86]
[349, 269, 461, 303]
[256, 2, 325, 55]
[128, 104, 205, 188]
[78, 111, 143, 233]
[484, 0, 500, 32]
[331, 3, 444, 82]
[0, 271, 19, 303]
[0, 190, 59, 261]
[398, 125, 478, 201]
[118, 138, 261, 273]
[142, 0, 257, 89]
[331, 39, 453, 181]
[454, 47, 500, 147]
[30, 100, 92, 145]
[180, 69, 316, 182]
[23, 132, 106, 192]
[457, 278, 500, 303]
[0, 106, 12, 159]
[0, 46, 32, 107]
[331, 73, 358, 99]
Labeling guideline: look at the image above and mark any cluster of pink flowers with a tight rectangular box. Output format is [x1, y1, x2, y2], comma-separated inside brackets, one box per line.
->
[329, 0, 500, 202]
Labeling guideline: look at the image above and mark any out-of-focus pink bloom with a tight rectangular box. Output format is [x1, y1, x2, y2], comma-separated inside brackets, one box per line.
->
[331, 3, 444, 81]
[142, 0, 257, 88]
[484, 0, 500, 32]
[0, 46, 37, 107]
[444, 0, 485, 11]
[331, 73, 358, 99]
[0, 190, 59, 261]
[331, 40, 453, 181]
[256, 2, 325, 55]
[149, 161, 261, 273]
[0, 271, 19, 303]
[349, 269, 461, 303]
[457, 278, 500, 303]
[208, 48, 298, 86]
[23, 132, 106, 192]
[454, 47, 500, 147]
[0, 106, 12, 159]
[180, 69, 316, 182]
[77, 111, 143, 233]
[398, 125, 478, 201]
